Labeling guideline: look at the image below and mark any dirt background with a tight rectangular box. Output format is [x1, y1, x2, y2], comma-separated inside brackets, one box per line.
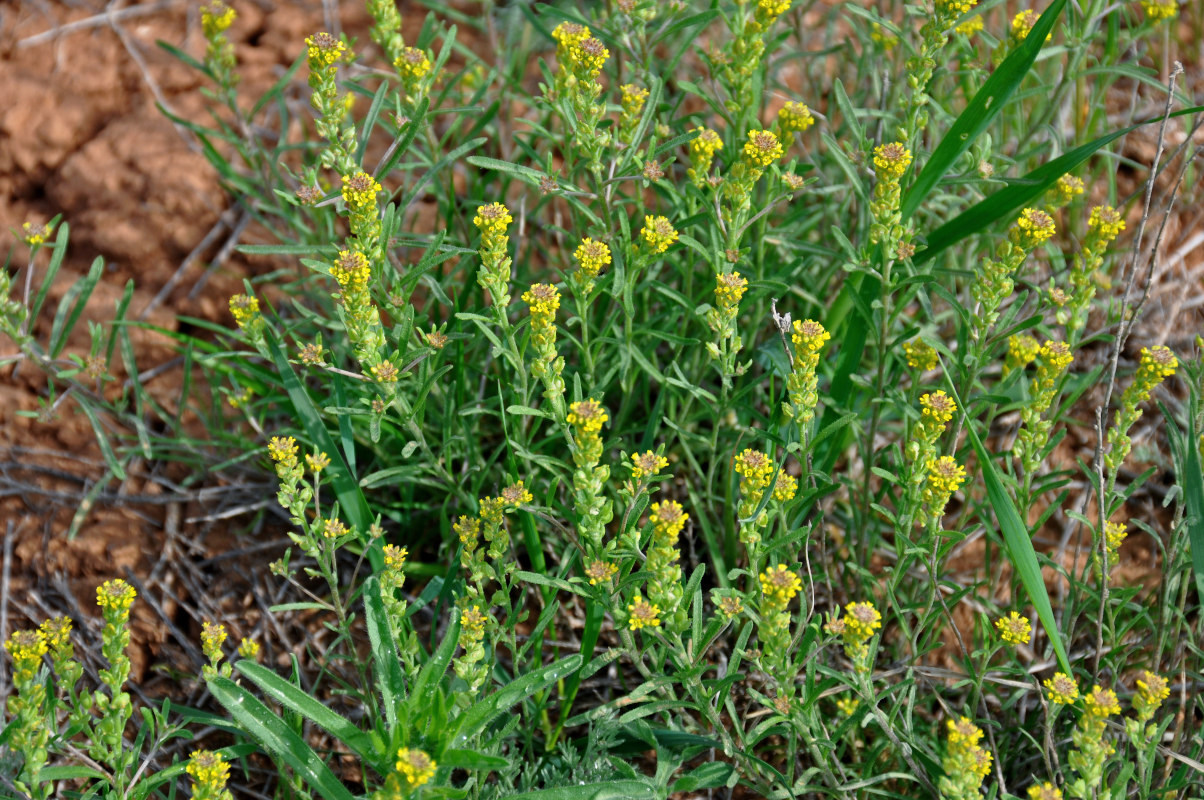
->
[0, 0, 1201, 795]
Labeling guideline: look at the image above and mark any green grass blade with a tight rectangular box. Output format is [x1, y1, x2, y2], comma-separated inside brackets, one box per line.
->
[901, 0, 1067, 220]
[1174, 412, 1204, 602]
[207, 675, 357, 800]
[916, 104, 1204, 265]
[948, 380, 1072, 675]
[263, 329, 375, 565]
[29, 222, 69, 323]
[49, 256, 104, 359]
[363, 575, 406, 732]
[505, 781, 656, 800]
[234, 660, 378, 765]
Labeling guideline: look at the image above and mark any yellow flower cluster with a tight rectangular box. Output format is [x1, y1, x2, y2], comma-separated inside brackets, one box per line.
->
[826, 601, 881, 671]
[522, 283, 560, 328]
[574, 238, 611, 277]
[322, 517, 349, 539]
[97, 578, 137, 617]
[333, 250, 371, 291]
[1084, 685, 1121, 717]
[268, 435, 298, 465]
[792, 318, 829, 354]
[305, 32, 345, 69]
[1028, 782, 1063, 800]
[574, 37, 610, 78]
[187, 750, 232, 800]
[460, 605, 487, 636]
[691, 127, 723, 163]
[40, 617, 71, 651]
[229, 294, 260, 326]
[1010, 207, 1057, 250]
[201, 2, 236, 36]
[394, 47, 431, 81]
[552, 21, 590, 51]
[955, 14, 984, 36]
[1086, 204, 1123, 240]
[5, 629, 48, 676]
[1133, 670, 1169, 722]
[1010, 10, 1039, 42]
[1044, 672, 1079, 705]
[903, 339, 938, 371]
[370, 359, 399, 383]
[940, 717, 993, 794]
[921, 390, 956, 427]
[936, 0, 978, 14]
[714, 271, 748, 309]
[341, 171, 382, 210]
[650, 500, 688, 539]
[742, 129, 783, 169]
[773, 472, 797, 502]
[1005, 334, 1040, 376]
[628, 594, 662, 630]
[924, 455, 967, 515]
[1140, 0, 1178, 20]
[631, 450, 669, 481]
[201, 621, 227, 665]
[995, 611, 1031, 645]
[734, 448, 774, 488]
[1030, 340, 1073, 410]
[585, 560, 618, 585]
[383, 544, 408, 570]
[640, 216, 679, 254]
[873, 142, 912, 180]
[21, 221, 54, 246]
[759, 564, 802, 607]
[1135, 345, 1178, 389]
[473, 202, 513, 237]
[1106, 346, 1177, 471]
[306, 451, 330, 474]
[1053, 175, 1085, 206]
[501, 480, 533, 508]
[567, 399, 608, 435]
[396, 748, 436, 789]
[777, 101, 814, 133]
[620, 84, 649, 116]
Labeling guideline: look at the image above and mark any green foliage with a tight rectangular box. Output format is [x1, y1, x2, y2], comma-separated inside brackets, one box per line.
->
[3, 0, 1203, 798]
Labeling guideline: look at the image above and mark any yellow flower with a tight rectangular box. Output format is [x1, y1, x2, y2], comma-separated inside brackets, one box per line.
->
[460, 606, 487, 636]
[714, 272, 748, 309]
[873, 142, 912, 180]
[39, 617, 72, 651]
[396, 748, 436, 789]
[777, 101, 814, 133]
[573, 37, 609, 78]
[306, 451, 331, 474]
[383, 544, 408, 569]
[1134, 670, 1169, 721]
[522, 283, 560, 326]
[237, 638, 260, 659]
[567, 399, 608, 435]
[742, 129, 783, 168]
[773, 473, 797, 502]
[97, 579, 137, 617]
[620, 83, 649, 116]
[187, 750, 232, 795]
[454, 515, 480, 545]
[201, 2, 236, 37]
[1005, 334, 1040, 376]
[955, 14, 984, 36]
[630, 450, 669, 481]
[1137, 345, 1178, 383]
[5, 629, 48, 675]
[552, 21, 591, 49]
[394, 47, 431, 81]
[903, 339, 938, 371]
[1053, 175, 1085, 205]
[792, 319, 830, 354]
[1028, 782, 1063, 800]
[844, 601, 882, 641]
[1141, 0, 1178, 20]
[473, 202, 512, 236]
[690, 127, 723, 161]
[920, 391, 957, 425]
[925, 456, 967, 503]
[322, 517, 349, 539]
[936, 0, 978, 14]
[20, 221, 54, 246]
[1084, 685, 1121, 717]
[733, 448, 774, 488]
[628, 594, 662, 630]
[1010, 207, 1057, 250]
[268, 435, 298, 465]
[585, 560, 618, 585]
[836, 696, 858, 716]
[1088, 205, 1125, 241]
[870, 23, 900, 49]
[201, 621, 227, 665]
[371, 359, 399, 383]
[1044, 672, 1079, 705]
[229, 293, 260, 326]
[305, 32, 345, 68]
[500, 480, 533, 507]
[716, 594, 744, 618]
[759, 564, 802, 607]
[341, 171, 382, 210]
[650, 500, 689, 540]
[574, 238, 611, 277]
[640, 216, 679, 254]
[994, 611, 1031, 645]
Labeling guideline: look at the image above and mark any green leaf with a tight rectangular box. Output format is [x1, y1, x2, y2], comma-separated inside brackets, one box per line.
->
[439, 748, 509, 771]
[234, 660, 377, 764]
[902, 0, 1066, 220]
[456, 655, 583, 741]
[916, 103, 1204, 265]
[264, 329, 375, 566]
[207, 675, 357, 800]
[949, 382, 1071, 675]
[1171, 409, 1204, 603]
[49, 256, 104, 359]
[363, 575, 406, 733]
[504, 781, 656, 800]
